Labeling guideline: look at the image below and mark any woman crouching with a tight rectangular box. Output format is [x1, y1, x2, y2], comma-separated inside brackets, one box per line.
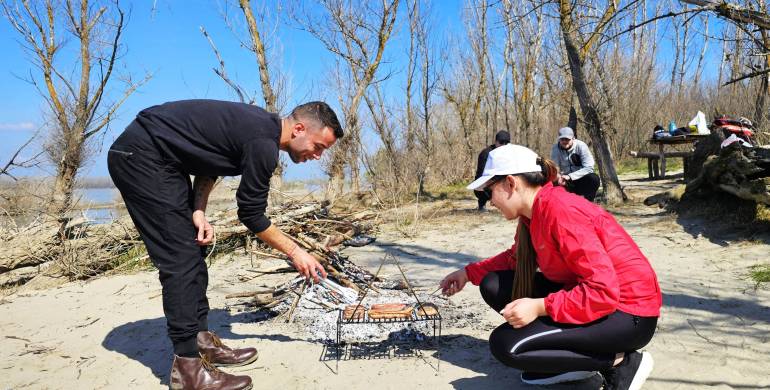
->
[440, 144, 661, 390]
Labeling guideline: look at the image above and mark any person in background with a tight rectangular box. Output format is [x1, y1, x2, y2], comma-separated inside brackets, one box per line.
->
[475, 130, 511, 211]
[441, 144, 661, 390]
[550, 127, 601, 201]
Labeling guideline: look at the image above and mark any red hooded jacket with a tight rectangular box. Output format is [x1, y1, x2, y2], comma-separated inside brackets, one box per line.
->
[465, 183, 662, 324]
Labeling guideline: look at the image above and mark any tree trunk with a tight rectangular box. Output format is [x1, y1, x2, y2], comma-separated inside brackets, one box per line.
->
[49, 141, 84, 217]
[239, 0, 277, 113]
[561, 30, 626, 203]
[238, 0, 283, 195]
[754, 29, 770, 131]
[568, 103, 578, 135]
[753, 73, 769, 131]
[326, 145, 347, 200]
[688, 131, 724, 181]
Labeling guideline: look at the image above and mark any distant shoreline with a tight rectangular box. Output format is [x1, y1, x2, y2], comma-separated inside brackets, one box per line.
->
[0, 176, 116, 190]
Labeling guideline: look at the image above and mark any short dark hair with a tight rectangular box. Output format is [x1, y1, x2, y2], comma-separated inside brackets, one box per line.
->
[495, 130, 511, 145]
[289, 101, 344, 139]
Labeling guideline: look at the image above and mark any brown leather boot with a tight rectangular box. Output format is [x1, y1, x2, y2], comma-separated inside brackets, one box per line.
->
[169, 354, 252, 390]
[197, 331, 258, 367]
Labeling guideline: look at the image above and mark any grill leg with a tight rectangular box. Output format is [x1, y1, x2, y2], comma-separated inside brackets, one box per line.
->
[336, 315, 341, 362]
[436, 319, 441, 374]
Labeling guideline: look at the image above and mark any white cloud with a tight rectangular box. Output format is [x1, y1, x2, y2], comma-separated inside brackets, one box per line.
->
[0, 122, 36, 131]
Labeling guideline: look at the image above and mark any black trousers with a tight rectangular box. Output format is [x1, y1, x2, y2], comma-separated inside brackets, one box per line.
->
[480, 271, 657, 373]
[107, 122, 209, 357]
[566, 172, 601, 202]
[474, 190, 490, 210]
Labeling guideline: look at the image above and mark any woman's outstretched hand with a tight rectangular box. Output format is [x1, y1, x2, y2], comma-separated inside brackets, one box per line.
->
[501, 298, 546, 328]
[440, 269, 469, 296]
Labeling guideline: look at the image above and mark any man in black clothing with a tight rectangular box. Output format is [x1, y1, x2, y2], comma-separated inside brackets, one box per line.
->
[474, 130, 510, 211]
[108, 100, 342, 390]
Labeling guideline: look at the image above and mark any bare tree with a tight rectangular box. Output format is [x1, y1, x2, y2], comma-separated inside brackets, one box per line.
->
[681, 0, 770, 28]
[558, 0, 627, 203]
[239, 0, 278, 112]
[441, 0, 489, 177]
[2, 0, 150, 218]
[237, 0, 286, 193]
[363, 85, 401, 193]
[1, 134, 43, 180]
[692, 15, 709, 87]
[404, 0, 418, 156]
[670, 3, 692, 95]
[295, 0, 400, 199]
[501, 0, 546, 146]
[201, 0, 288, 195]
[413, 0, 441, 196]
[681, 0, 770, 130]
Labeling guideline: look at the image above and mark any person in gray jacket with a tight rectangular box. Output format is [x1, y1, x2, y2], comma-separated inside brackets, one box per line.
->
[550, 127, 601, 201]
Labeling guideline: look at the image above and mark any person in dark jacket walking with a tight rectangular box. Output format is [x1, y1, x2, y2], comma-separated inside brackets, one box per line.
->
[108, 100, 342, 390]
[440, 144, 661, 390]
[474, 130, 511, 211]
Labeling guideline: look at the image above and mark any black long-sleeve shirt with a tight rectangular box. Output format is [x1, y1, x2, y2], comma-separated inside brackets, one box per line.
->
[475, 144, 495, 180]
[135, 99, 280, 233]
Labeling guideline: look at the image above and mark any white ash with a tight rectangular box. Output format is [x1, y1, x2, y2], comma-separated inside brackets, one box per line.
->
[292, 287, 444, 342]
[270, 300, 291, 314]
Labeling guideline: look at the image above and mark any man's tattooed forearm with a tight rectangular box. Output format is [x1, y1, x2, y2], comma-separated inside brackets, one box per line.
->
[193, 176, 217, 211]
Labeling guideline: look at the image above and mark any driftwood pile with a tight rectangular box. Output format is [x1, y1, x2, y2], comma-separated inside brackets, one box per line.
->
[0, 216, 139, 288]
[0, 201, 379, 289]
[645, 140, 770, 208]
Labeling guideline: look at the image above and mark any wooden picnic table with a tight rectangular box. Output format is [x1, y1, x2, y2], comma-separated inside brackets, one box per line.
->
[649, 134, 709, 178]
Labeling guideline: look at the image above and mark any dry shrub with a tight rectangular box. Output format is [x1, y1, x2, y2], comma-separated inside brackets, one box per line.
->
[0, 179, 49, 218]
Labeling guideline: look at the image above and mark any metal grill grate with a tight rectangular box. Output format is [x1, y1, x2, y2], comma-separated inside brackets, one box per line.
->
[332, 254, 442, 372]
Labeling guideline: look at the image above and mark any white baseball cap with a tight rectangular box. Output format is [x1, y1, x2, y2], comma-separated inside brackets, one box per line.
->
[467, 144, 542, 191]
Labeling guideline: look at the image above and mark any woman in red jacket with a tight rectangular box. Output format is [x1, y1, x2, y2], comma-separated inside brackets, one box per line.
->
[440, 144, 661, 390]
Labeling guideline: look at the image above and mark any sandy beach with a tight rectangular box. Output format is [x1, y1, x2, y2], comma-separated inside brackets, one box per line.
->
[1, 172, 769, 390]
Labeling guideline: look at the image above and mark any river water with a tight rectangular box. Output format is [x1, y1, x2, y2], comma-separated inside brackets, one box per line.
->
[72, 187, 124, 224]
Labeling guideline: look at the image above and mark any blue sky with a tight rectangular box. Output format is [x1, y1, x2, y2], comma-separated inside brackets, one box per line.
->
[0, 1, 722, 181]
[0, 0, 353, 180]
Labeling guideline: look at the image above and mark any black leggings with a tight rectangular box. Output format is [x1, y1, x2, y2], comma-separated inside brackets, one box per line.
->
[481, 271, 657, 373]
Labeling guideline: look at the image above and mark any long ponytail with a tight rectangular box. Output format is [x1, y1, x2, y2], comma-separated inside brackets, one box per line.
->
[517, 156, 558, 186]
[510, 155, 555, 300]
[512, 222, 537, 300]
[538, 157, 558, 183]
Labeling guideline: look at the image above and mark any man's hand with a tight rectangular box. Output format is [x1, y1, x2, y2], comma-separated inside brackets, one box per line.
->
[255, 226, 328, 283]
[439, 269, 469, 296]
[558, 174, 570, 186]
[192, 210, 214, 246]
[500, 298, 546, 328]
[288, 245, 327, 283]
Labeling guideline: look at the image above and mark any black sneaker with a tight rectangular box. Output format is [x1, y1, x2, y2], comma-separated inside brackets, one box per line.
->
[601, 351, 654, 390]
[520, 371, 597, 385]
